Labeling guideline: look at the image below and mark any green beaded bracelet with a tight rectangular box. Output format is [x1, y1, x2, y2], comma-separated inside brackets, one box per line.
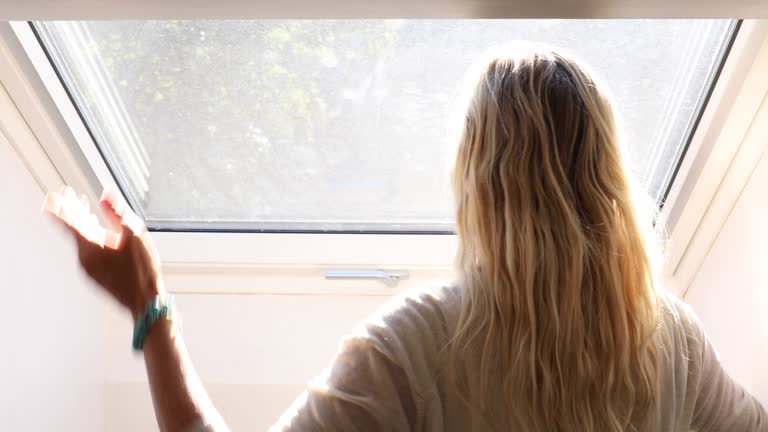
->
[133, 295, 175, 351]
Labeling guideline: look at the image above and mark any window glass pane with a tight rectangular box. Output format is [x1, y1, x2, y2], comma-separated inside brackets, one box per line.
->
[34, 19, 734, 232]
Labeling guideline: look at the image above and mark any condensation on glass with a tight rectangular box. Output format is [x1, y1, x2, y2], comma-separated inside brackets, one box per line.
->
[33, 20, 735, 232]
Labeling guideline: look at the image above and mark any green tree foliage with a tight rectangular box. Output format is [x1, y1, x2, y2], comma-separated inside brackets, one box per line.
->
[90, 20, 402, 222]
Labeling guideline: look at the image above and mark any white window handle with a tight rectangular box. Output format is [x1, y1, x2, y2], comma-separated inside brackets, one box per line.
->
[324, 269, 409, 283]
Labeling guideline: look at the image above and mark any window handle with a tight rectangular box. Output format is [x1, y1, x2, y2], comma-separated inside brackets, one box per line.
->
[324, 269, 409, 283]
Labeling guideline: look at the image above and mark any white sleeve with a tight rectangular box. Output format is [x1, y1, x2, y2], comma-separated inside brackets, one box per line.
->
[269, 288, 456, 431]
[270, 336, 417, 432]
[689, 312, 768, 431]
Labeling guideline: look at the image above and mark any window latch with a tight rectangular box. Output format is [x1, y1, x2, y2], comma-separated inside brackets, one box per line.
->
[324, 269, 409, 284]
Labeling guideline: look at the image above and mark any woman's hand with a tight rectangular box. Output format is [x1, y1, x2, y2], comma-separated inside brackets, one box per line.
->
[44, 186, 164, 321]
[45, 186, 229, 431]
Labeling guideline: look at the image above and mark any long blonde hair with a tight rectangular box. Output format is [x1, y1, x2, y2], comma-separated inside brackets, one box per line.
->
[450, 46, 661, 431]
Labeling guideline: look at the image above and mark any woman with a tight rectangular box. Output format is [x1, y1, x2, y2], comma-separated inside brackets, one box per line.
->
[46, 46, 767, 431]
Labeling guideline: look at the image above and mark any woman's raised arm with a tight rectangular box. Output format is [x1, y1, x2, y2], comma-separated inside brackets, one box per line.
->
[45, 187, 228, 432]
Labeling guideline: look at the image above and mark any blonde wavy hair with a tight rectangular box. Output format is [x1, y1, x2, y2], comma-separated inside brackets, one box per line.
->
[449, 46, 661, 431]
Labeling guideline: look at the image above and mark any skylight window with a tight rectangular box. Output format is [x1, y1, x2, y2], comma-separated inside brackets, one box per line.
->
[32, 20, 736, 232]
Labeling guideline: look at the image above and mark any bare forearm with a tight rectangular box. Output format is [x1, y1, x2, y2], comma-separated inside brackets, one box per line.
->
[46, 188, 228, 430]
[143, 320, 228, 432]
[45, 189, 228, 430]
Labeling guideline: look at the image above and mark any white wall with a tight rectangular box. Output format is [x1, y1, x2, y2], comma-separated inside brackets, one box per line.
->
[100, 290, 396, 430]
[684, 147, 768, 405]
[0, 131, 105, 430]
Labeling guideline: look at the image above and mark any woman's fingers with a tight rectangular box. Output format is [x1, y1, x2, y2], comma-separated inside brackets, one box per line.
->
[98, 201, 124, 249]
[42, 191, 63, 218]
[100, 186, 146, 237]
[99, 198, 122, 230]
[44, 186, 163, 315]
[43, 188, 121, 250]
[100, 187, 126, 218]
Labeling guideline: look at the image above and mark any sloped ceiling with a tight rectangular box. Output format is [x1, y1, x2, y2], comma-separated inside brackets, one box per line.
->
[0, 0, 766, 19]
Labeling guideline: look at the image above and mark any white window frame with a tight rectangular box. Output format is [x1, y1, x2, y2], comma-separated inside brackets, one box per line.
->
[659, 20, 768, 295]
[1, 20, 767, 296]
